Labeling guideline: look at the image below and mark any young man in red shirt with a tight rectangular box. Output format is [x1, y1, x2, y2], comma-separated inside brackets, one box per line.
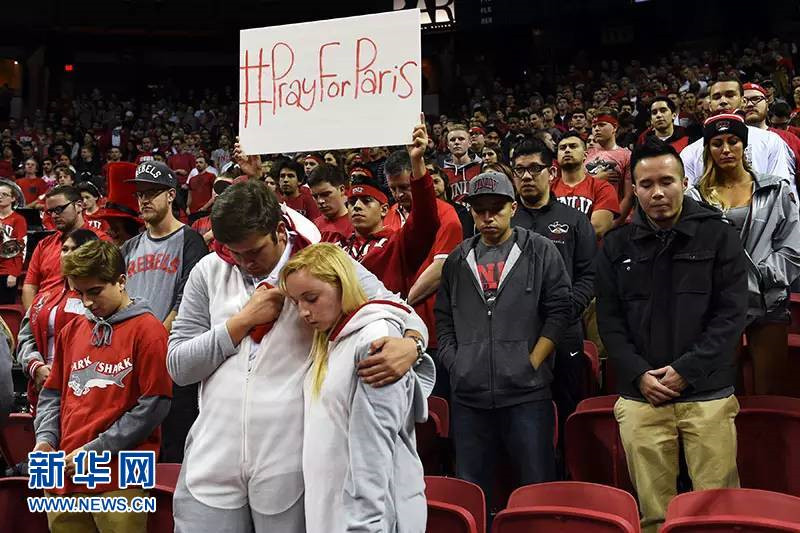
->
[585, 108, 634, 224]
[186, 154, 215, 215]
[276, 159, 321, 220]
[18, 158, 49, 207]
[22, 185, 110, 309]
[384, 148, 463, 396]
[33, 240, 172, 532]
[167, 137, 196, 190]
[331, 124, 439, 297]
[441, 124, 483, 204]
[0, 181, 26, 303]
[553, 131, 621, 238]
[308, 163, 353, 239]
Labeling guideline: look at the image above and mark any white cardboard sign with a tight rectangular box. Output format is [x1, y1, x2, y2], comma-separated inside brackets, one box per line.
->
[239, 10, 421, 155]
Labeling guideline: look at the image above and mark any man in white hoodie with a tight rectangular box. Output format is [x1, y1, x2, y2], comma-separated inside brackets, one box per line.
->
[167, 178, 433, 532]
[680, 77, 794, 186]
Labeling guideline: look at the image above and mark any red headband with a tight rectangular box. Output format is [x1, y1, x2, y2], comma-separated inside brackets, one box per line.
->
[348, 184, 387, 205]
[304, 154, 323, 165]
[742, 82, 768, 96]
[593, 114, 618, 127]
[349, 166, 374, 179]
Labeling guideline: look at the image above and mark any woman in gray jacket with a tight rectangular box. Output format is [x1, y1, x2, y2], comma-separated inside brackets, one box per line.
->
[686, 113, 800, 395]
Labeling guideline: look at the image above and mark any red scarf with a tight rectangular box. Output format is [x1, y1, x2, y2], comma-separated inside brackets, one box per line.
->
[211, 214, 314, 343]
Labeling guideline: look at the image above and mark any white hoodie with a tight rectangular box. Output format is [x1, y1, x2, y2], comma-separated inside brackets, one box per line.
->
[167, 205, 433, 516]
[303, 301, 427, 533]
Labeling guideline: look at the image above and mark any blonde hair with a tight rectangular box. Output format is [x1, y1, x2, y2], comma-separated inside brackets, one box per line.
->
[279, 243, 367, 399]
[697, 143, 752, 210]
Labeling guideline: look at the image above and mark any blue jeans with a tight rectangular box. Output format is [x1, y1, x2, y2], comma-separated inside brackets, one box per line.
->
[451, 399, 556, 510]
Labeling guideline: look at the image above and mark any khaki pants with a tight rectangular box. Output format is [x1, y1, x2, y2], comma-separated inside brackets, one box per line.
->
[46, 488, 148, 533]
[614, 396, 740, 533]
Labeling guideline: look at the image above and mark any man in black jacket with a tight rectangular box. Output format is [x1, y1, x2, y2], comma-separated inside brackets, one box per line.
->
[436, 170, 572, 511]
[510, 139, 596, 431]
[596, 139, 747, 533]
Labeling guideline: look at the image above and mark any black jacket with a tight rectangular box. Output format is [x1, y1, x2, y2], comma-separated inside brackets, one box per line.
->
[596, 197, 748, 399]
[435, 227, 572, 408]
[512, 196, 596, 322]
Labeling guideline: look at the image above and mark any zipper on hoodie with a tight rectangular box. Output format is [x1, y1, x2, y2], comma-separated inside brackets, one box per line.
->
[487, 296, 496, 408]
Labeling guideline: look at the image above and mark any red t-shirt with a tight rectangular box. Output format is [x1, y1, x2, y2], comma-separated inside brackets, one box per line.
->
[551, 175, 621, 217]
[385, 198, 463, 348]
[43, 311, 172, 495]
[0, 160, 13, 179]
[25, 222, 111, 294]
[84, 213, 111, 234]
[585, 147, 632, 202]
[282, 189, 321, 220]
[188, 171, 215, 213]
[167, 153, 196, 186]
[16, 177, 49, 205]
[314, 212, 353, 241]
[770, 127, 800, 177]
[0, 211, 27, 277]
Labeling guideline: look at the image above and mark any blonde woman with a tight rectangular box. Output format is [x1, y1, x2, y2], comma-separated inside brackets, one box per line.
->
[280, 243, 426, 533]
[686, 113, 800, 395]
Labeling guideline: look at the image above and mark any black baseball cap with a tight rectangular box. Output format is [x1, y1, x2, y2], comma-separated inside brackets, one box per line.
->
[128, 161, 177, 189]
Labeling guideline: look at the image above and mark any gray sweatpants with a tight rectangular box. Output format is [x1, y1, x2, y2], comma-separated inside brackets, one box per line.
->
[173, 466, 305, 533]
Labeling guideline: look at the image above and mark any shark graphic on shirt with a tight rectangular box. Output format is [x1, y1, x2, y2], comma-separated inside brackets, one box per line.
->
[67, 357, 133, 397]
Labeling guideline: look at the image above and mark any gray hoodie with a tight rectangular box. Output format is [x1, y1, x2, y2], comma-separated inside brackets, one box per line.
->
[34, 299, 171, 452]
[686, 172, 800, 321]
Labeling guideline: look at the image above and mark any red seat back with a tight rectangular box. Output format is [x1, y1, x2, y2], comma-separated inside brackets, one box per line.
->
[0, 412, 35, 467]
[146, 484, 175, 533]
[425, 476, 485, 533]
[428, 396, 449, 437]
[416, 411, 445, 474]
[0, 477, 49, 533]
[735, 399, 800, 496]
[576, 395, 620, 412]
[427, 500, 478, 533]
[507, 481, 640, 529]
[788, 293, 800, 335]
[565, 406, 634, 493]
[155, 463, 181, 490]
[492, 506, 639, 533]
[0, 304, 23, 341]
[663, 488, 800, 532]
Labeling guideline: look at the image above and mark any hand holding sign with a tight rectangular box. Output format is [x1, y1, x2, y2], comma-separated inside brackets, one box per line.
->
[233, 137, 263, 178]
[408, 113, 428, 180]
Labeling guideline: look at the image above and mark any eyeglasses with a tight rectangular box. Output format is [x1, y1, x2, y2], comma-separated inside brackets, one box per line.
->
[742, 95, 767, 106]
[513, 164, 548, 178]
[135, 188, 169, 201]
[44, 201, 76, 216]
[0, 193, 13, 199]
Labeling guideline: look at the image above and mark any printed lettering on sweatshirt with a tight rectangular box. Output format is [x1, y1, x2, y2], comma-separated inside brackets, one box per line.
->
[68, 356, 133, 397]
[127, 253, 180, 277]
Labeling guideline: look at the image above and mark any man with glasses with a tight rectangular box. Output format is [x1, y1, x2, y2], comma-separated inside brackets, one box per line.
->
[510, 139, 596, 429]
[121, 160, 207, 463]
[742, 83, 800, 176]
[22, 185, 110, 309]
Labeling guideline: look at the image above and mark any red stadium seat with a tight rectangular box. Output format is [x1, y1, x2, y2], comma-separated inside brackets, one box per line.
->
[416, 410, 446, 474]
[662, 488, 800, 532]
[565, 399, 634, 494]
[155, 463, 181, 490]
[576, 394, 619, 412]
[584, 340, 601, 391]
[0, 412, 35, 468]
[425, 476, 485, 533]
[493, 481, 640, 533]
[428, 395, 449, 438]
[427, 500, 479, 533]
[0, 304, 24, 341]
[789, 293, 800, 335]
[0, 477, 49, 533]
[736, 396, 800, 496]
[147, 484, 175, 533]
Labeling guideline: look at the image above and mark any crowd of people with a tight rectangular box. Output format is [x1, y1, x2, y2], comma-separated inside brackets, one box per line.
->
[0, 33, 796, 533]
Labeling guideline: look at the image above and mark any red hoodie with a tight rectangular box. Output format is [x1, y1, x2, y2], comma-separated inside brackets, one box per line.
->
[43, 310, 172, 495]
[25, 286, 84, 414]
